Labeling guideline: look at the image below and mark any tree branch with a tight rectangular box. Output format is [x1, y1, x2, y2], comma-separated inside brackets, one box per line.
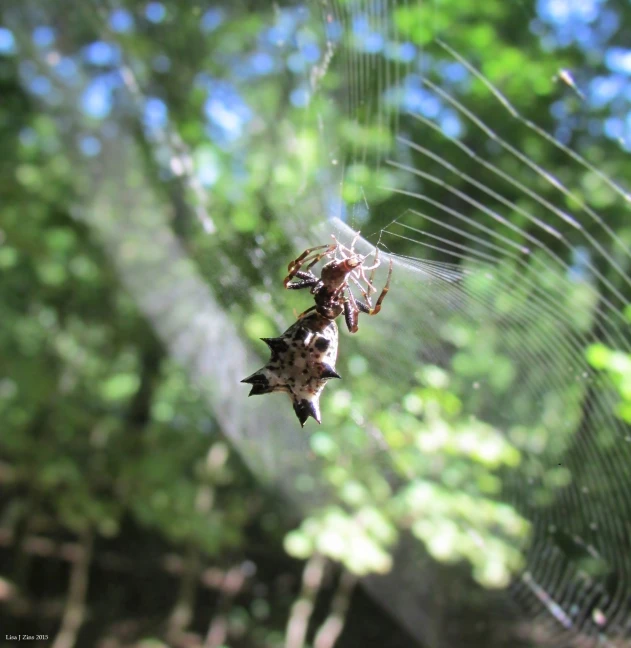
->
[284, 554, 327, 648]
[52, 527, 93, 648]
[313, 569, 357, 648]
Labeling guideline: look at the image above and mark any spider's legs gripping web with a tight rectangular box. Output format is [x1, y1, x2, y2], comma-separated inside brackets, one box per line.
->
[284, 244, 335, 287]
[348, 230, 361, 253]
[360, 246, 381, 274]
[285, 270, 321, 291]
[349, 274, 375, 306]
[355, 258, 393, 316]
[331, 231, 361, 260]
[356, 247, 381, 293]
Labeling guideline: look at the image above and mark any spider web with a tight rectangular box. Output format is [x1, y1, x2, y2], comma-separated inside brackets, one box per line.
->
[311, 0, 631, 646]
[6, 0, 631, 646]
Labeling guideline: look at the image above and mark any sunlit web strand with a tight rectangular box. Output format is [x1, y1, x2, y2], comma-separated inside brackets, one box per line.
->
[375, 261, 586, 419]
[384, 205, 630, 356]
[437, 38, 631, 210]
[396, 161, 543, 251]
[383, 185, 531, 255]
[375, 0, 388, 174]
[510, 482, 631, 638]
[388, 254, 472, 284]
[393, 261, 468, 288]
[327, 3, 631, 636]
[516, 522, 630, 636]
[390, 132, 629, 320]
[384, 244, 588, 410]
[380, 229, 628, 515]
[382, 87, 631, 512]
[380, 266, 620, 430]
[398, 116, 631, 324]
[392, 127, 631, 324]
[514, 524, 628, 641]
[396, 209, 553, 271]
[395, 134, 564, 240]
[339, 0, 361, 164]
[376, 278, 630, 567]
[419, 77, 631, 297]
[312, 1, 339, 93]
[405, 110, 578, 243]
[382, 236, 597, 428]
[388, 135, 631, 350]
[384, 225, 504, 267]
[381, 185, 631, 356]
[521, 570, 576, 630]
[327, 5, 631, 637]
[381, 222, 603, 352]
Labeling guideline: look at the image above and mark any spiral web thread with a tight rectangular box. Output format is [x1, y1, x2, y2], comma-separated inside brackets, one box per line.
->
[323, 0, 631, 645]
[7, 0, 631, 645]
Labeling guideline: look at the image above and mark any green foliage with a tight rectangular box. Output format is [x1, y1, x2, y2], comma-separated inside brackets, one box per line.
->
[586, 340, 631, 423]
[284, 362, 529, 588]
[2, 0, 631, 644]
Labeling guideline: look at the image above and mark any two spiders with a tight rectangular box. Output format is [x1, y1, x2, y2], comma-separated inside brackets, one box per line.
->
[242, 232, 393, 426]
[284, 233, 393, 334]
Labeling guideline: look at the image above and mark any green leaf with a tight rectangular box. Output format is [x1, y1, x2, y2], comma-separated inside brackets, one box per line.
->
[585, 343, 611, 369]
[101, 373, 140, 401]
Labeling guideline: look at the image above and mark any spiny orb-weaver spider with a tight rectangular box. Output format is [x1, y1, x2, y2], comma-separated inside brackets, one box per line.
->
[241, 311, 340, 426]
[284, 233, 393, 333]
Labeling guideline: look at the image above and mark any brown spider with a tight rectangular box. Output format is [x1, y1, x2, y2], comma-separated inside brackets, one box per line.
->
[283, 233, 393, 333]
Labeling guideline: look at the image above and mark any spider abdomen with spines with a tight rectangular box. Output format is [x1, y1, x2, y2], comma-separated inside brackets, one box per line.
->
[242, 233, 393, 426]
[241, 312, 340, 426]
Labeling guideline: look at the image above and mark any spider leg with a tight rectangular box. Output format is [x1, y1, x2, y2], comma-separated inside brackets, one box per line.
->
[360, 246, 381, 273]
[337, 235, 380, 288]
[355, 265, 377, 294]
[330, 235, 347, 261]
[294, 270, 318, 281]
[356, 258, 393, 316]
[298, 305, 317, 319]
[286, 278, 320, 290]
[343, 294, 359, 334]
[287, 244, 332, 272]
[303, 248, 335, 273]
[284, 244, 335, 287]
[331, 231, 360, 259]
[348, 230, 361, 252]
[286, 270, 320, 291]
[359, 247, 386, 295]
[349, 274, 374, 307]
[348, 253, 377, 296]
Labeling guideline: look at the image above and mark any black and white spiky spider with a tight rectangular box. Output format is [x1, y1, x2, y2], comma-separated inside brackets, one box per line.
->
[283, 233, 393, 333]
[241, 311, 340, 426]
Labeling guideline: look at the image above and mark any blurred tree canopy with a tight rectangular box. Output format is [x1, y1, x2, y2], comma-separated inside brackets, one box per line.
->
[1, 0, 631, 647]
